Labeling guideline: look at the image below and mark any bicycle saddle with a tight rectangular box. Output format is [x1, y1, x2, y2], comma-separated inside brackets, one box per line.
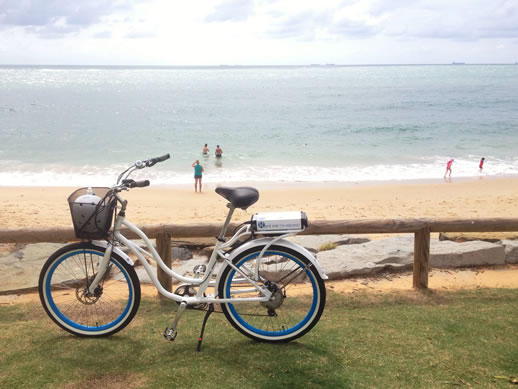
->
[215, 186, 259, 210]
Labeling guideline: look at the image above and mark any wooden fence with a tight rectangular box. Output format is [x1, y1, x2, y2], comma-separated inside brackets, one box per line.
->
[1, 217, 517, 290]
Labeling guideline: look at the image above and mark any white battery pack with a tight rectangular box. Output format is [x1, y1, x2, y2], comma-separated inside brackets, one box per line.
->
[251, 211, 308, 233]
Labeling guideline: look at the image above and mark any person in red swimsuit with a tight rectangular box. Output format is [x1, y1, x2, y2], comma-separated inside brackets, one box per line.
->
[479, 157, 485, 171]
[444, 158, 454, 178]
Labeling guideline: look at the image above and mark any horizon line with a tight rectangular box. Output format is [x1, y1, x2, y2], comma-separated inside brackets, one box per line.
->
[1, 62, 517, 69]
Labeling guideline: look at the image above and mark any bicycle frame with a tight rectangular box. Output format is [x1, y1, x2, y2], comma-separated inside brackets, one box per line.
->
[87, 192, 281, 306]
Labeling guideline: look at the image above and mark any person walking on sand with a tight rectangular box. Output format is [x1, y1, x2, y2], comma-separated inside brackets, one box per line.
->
[215, 145, 223, 158]
[202, 144, 209, 156]
[479, 157, 485, 172]
[192, 160, 204, 192]
[444, 158, 454, 178]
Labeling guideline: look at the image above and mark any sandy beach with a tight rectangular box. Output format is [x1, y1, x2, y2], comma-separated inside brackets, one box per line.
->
[1, 177, 518, 229]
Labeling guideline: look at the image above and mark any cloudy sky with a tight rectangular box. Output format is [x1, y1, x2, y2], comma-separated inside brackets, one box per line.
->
[0, 0, 517, 65]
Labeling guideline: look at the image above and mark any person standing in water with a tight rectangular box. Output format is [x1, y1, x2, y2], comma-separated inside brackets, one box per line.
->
[444, 158, 454, 178]
[202, 144, 209, 155]
[215, 145, 223, 158]
[479, 157, 485, 172]
[192, 160, 204, 192]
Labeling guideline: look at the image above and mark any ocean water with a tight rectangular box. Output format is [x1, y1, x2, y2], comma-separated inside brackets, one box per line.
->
[0, 64, 517, 187]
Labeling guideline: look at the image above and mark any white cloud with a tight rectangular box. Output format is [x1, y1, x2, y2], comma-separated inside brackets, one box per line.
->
[205, 0, 254, 22]
[0, 0, 142, 35]
[0, 0, 517, 64]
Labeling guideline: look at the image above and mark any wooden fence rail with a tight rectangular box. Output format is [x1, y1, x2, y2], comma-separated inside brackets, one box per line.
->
[1, 218, 517, 290]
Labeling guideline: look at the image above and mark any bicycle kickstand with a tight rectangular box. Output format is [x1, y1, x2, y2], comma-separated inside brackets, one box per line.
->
[164, 301, 187, 342]
[196, 303, 215, 352]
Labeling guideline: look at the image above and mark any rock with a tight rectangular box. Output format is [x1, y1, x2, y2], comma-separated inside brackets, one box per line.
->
[200, 246, 215, 259]
[341, 236, 372, 245]
[171, 247, 193, 261]
[290, 234, 371, 253]
[499, 240, 518, 264]
[134, 265, 155, 284]
[172, 238, 215, 251]
[430, 240, 505, 267]
[316, 236, 507, 280]
[118, 239, 150, 254]
[0, 235, 512, 294]
[0, 243, 23, 263]
[316, 236, 414, 280]
[0, 243, 65, 293]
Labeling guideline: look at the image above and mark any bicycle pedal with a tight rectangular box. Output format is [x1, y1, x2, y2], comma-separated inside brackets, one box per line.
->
[163, 327, 177, 342]
[193, 264, 206, 276]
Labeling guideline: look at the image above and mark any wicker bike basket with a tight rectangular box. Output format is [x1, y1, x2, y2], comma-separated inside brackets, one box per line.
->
[68, 187, 116, 240]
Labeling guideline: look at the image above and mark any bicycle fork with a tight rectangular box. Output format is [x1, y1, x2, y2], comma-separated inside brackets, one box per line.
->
[87, 244, 114, 295]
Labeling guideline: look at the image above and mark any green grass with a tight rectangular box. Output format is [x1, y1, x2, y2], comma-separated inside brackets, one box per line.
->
[1, 289, 517, 388]
[318, 242, 338, 252]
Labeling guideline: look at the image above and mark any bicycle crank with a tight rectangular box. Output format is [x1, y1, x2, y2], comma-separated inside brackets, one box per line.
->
[173, 284, 207, 310]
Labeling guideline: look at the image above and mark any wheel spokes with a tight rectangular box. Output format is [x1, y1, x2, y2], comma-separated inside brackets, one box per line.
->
[48, 252, 131, 328]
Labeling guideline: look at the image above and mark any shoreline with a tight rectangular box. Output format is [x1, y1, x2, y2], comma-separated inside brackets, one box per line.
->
[2, 172, 517, 191]
[1, 176, 518, 229]
[2, 173, 518, 191]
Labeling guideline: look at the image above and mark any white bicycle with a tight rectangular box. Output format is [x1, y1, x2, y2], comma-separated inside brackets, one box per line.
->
[38, 154, 327, 349]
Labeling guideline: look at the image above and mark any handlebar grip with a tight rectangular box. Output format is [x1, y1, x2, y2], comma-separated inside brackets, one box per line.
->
[132, 180, 150, 188]
[155, 154, 170, 162]
[122, 179, 150, 188]
[147, 153, 170, 167]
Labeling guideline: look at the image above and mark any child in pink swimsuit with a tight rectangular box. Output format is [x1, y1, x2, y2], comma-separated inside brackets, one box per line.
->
[444, 158, 454, 177]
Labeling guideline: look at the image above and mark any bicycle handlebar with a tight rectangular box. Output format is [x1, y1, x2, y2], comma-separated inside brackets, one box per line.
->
[116, 153, 170, 185]
[144, 153, 170, 168]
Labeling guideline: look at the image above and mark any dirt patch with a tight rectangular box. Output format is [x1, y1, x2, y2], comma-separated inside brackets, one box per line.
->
[2, 264, 517, 306]
[60, 373, 148, 389]
[326, 264, 518, 294]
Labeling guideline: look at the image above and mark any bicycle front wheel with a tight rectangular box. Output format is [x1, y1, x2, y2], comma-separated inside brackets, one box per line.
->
[218, 245, 326, 342]
[38, 242, 141, 337]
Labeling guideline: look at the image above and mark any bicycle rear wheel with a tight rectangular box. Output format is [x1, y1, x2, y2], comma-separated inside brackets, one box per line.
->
[39, 242, 140, 337]
[218, 245, 326, 342]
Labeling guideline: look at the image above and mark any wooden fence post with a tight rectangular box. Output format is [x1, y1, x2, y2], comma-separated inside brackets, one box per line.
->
[413, 227, 431, 289]
[156, 231, 172, 299]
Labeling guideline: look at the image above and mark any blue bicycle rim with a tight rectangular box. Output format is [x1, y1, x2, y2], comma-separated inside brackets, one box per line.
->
[45, 249, 134, 332]
[225, 251, 318, 337]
